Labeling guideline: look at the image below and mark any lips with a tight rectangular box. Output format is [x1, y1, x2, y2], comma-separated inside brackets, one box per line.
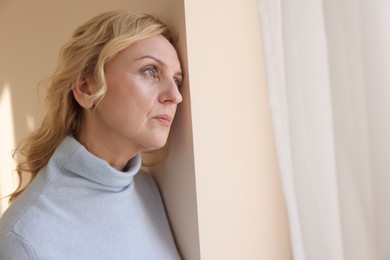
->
[153, 114, 173, 126]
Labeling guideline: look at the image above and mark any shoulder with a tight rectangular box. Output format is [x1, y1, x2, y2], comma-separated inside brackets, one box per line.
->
[0, 185, 39, 235]
[0, 137, 82, 231]
[0, 231, 37, 259]
[0, 162, 64, 252]
[0, 193, 46, 259]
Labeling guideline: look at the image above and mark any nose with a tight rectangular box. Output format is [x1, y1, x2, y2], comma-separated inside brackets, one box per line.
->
[159, 79, 183, 104]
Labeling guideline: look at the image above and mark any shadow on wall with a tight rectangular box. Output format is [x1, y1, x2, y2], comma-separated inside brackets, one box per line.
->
[0, 2, 53, 213]
[0, 79, 38, 214]
[0, 65, 44, 214]
[0, 19, 46, 211]
[0, 83, 16, 213]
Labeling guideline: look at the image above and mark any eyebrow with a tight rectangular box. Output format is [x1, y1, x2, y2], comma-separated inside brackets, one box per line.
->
[135, 55, 183, 78]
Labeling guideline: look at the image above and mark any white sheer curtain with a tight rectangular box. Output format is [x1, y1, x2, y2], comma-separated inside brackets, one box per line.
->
[257, 0, 390, 260]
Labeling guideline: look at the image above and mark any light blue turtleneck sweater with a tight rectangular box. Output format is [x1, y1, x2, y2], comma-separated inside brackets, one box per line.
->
[0, 136, 180, 259]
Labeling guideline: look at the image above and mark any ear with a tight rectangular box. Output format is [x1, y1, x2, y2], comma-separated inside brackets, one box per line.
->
[72, 75, 96, 109]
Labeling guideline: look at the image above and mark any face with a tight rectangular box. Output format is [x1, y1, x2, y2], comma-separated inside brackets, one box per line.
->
[80, 35, 183, 161]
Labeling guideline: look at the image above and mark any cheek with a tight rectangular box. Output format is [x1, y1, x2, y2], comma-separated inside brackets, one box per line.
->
[103, 75, 159, 118]
[107, 91, 155, 126]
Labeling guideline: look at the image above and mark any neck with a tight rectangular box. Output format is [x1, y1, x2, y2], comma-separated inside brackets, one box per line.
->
[76, 130, 139, 171]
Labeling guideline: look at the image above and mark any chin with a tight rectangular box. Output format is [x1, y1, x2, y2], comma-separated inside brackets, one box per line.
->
[144, 137, 168, 152]
[154, 140, 168, 150]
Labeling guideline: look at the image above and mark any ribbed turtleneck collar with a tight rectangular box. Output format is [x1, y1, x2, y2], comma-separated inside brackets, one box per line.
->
[54, 136, 141, 188]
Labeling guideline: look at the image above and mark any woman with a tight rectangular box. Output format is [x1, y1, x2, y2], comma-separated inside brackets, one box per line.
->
[0, 11, 182, 259]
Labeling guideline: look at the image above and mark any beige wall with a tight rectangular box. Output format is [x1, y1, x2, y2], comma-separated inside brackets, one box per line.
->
[0, 0, 291, 259]
[184, 0, 291, 259]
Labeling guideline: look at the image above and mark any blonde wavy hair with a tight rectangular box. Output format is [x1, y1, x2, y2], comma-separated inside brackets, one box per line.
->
[10, 11, 176, 203]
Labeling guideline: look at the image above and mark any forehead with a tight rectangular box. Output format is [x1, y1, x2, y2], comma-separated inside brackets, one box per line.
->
[115, 35, 181, 68]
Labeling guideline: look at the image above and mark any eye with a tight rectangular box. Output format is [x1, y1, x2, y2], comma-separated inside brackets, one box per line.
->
[141, 66, 160, 79]
[174, 78, 183, 89]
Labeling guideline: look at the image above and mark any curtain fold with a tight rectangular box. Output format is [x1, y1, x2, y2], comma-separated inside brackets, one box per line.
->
[258, 0, 390, 259]
[323, 1, 377, 259]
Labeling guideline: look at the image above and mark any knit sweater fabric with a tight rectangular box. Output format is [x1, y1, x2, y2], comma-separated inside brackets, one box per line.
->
[0, 136, 180, 259]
